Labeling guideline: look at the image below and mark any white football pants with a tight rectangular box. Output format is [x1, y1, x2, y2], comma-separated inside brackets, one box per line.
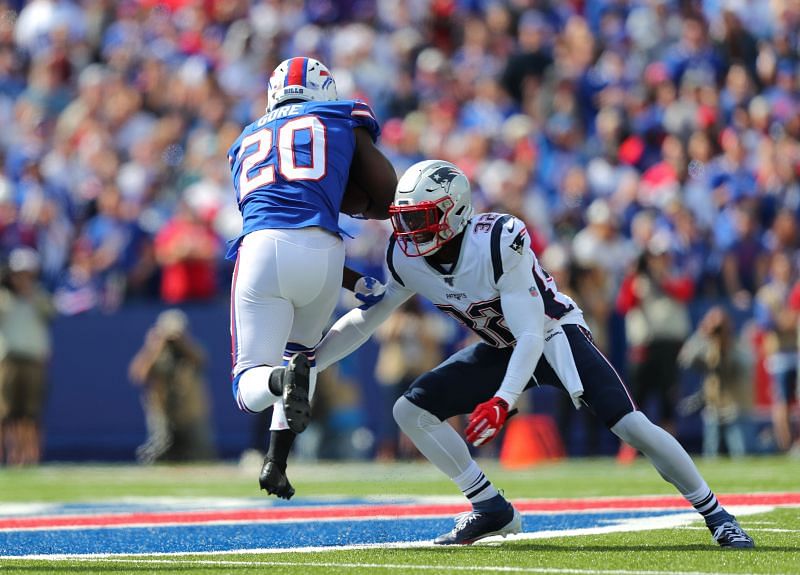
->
[230, 227, 344, 416]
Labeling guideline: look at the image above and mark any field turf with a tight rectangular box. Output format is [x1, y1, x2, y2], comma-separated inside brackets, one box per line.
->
[0, 456, 797, 575]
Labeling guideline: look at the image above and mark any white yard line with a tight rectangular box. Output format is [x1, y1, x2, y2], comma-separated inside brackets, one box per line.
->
[0, 557, 784, 575]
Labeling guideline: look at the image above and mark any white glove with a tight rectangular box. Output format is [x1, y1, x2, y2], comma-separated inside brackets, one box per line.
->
[353, 276, 386, 309]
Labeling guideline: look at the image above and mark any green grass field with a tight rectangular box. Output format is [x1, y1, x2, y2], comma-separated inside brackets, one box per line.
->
[0, 456, 798, 575]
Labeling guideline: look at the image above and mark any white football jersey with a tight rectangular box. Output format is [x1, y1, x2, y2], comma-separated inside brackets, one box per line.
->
[387, 213, 585, 348]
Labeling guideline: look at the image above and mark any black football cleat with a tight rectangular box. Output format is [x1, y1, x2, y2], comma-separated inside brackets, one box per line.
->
[259, 457, 295, 500]
[709, 518, 755, 548]
[282, 354, 311, 434]
[434, 504, 521, 545]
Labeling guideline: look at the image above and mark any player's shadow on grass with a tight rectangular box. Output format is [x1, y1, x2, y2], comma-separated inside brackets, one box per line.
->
[439, 542, 791, 552]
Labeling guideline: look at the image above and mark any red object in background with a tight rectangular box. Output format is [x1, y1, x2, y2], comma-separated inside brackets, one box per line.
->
[500, 415, 565, 468]
[514, 137, 537, 166]
[615, 273, 639, 314]
[696, 105, 718, 129]
[137, 0, 192, 11]
[750, 328, 773, 408]
[528, 225, 547, 256]
[641, 161, 678, 189]
[788, 280, 800, 313]
[154, 218, 218, 304]
[618, 136, 644, 166]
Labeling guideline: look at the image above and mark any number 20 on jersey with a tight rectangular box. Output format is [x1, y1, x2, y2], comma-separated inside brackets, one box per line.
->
[236, 114, 327, 200]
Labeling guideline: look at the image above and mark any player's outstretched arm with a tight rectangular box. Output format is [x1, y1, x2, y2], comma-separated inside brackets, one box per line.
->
[315, 279, 414, 371]
[349, 127, 397, 220]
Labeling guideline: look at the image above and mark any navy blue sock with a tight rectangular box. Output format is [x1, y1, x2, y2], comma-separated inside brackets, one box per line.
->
[472, 493, 509, 514]
[706, 509, 735, 527]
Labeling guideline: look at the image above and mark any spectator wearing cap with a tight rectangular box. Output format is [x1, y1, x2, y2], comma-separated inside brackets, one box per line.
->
[0, 247, 54, 465]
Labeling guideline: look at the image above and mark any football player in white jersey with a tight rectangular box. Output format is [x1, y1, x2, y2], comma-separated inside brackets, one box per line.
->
[315, 160, 754, 548]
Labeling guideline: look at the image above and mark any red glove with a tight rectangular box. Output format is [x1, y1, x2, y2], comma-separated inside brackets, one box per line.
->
[465, 397, 510, 447]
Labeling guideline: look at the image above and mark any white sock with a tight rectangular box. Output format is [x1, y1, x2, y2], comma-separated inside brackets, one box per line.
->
[453, 461, 499, 505]
[237, 366, 282, 412]
[684, 484, 728, 524]
[270, 402, 289, 431]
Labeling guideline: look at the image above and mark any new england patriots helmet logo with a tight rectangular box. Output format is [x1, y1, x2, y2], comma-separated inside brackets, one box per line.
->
[424, 167, 461, 193]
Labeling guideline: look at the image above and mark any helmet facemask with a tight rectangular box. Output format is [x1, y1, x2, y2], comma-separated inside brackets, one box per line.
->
[390, 196, 457, 257]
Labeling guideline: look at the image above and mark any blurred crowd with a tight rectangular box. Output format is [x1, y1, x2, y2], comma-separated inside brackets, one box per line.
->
[0, 0, 799, 462]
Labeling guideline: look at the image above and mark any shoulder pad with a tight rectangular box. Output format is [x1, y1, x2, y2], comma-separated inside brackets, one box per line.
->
[307, 100, 380, 141]
[489, 215, 531, 283]
[349, 100, 381, 142]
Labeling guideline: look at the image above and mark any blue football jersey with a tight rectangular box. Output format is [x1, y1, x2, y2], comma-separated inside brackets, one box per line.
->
[226, 100, 380, 259]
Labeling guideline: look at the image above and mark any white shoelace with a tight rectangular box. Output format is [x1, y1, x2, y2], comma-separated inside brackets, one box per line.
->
[713, 521, 751, 544]
[452, 511, 479, 532]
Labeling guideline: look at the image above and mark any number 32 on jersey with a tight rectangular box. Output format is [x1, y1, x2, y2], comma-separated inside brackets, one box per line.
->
[234, 115, 327, 201]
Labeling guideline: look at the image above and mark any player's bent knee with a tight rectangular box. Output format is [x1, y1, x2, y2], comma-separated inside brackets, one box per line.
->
[234, 366, 280, 414]
[392, 396, 416, 431]
[610, 410, 658, 450]
[393, 396, 441, 432]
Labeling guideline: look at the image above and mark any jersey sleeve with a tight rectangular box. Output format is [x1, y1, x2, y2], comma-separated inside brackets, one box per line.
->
[489, 215, 532, 285]
[349, 100, 381, 142]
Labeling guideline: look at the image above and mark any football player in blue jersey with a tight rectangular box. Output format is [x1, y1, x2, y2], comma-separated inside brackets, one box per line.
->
[227, 57, 397, 498]
[314, 160, 754, 548]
